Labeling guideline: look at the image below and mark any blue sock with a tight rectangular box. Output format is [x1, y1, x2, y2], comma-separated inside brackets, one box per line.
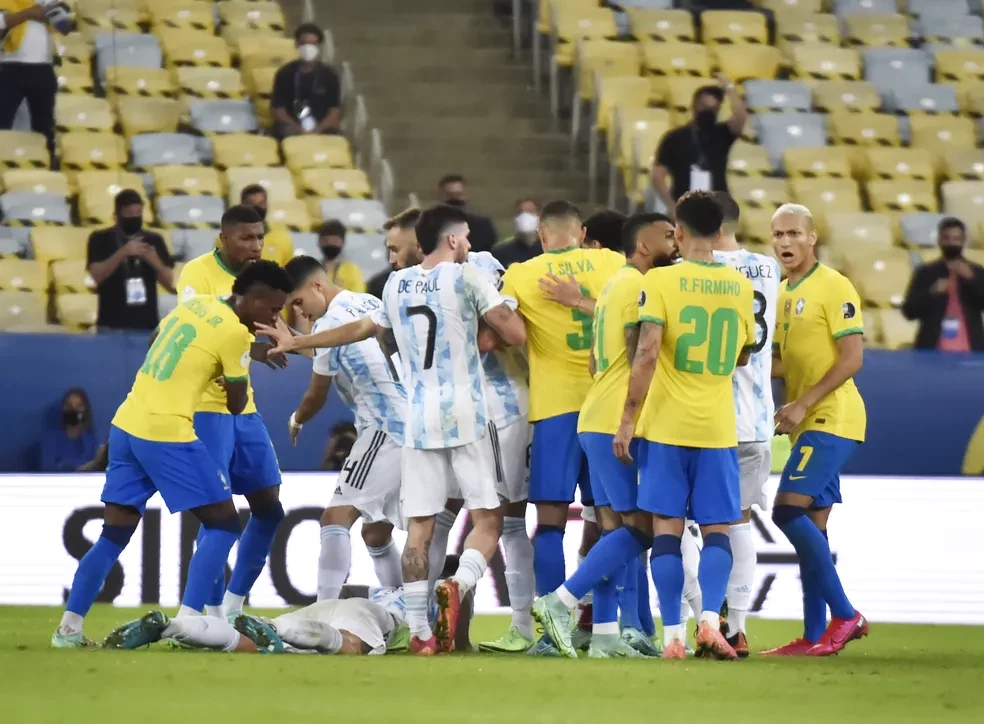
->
[227, 510, 282, 597]
[649, 534, 684, 627]
[774, 506, 854, 621]
[802, 529, 829, 642]
[533, 525, 566, 596]
[564, 526, 645, 600]
[182, 526, 240, 612]
[592, 534, 619, 629]
[697, 532, 733, 617]
[618, 557, 642, 631]
[65, 524, 135, 616]
[195, 526, 226, 606]
[637, 557, 655, 636]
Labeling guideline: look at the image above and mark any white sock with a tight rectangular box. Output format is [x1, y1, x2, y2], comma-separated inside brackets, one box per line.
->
[404, 580, 432, 640]
[275, 618, 343, 653]
[592, 621, 619, 636]
[700, 610, 722, 628]
[318, 525, 351, 600]
[367, 539, 403, 588]
[222, 592, 245, 618]
[163, 615, 240, 652]
[205, 606, 223, 618]
[577, 550, 593, 606]
[451, 548, 488, 595]
[727, 522, 754, 636]
[59, 611, 84, 635]
[427, 509, 457, 596]
[556, 585, 579, 610]
[501, 516, 534, 638]
[177, 605, 201, 619]
[663, 623, 685, 645]
[681, 525, 702, 619]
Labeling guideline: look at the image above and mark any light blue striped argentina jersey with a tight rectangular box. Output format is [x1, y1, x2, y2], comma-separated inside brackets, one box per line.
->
[713, 248, 780, 443]
[373, 261, 504, 450]
[311, 290, 406, 445]
[467, 251, 530, 427]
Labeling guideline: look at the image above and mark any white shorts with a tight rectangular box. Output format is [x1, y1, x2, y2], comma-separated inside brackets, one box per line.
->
[493, 417, 531, 503]
[401, 430, 501, 518]
[738, 441, 771, 511]
[274, 598, 396, 655]
[328, 430, 403, 527]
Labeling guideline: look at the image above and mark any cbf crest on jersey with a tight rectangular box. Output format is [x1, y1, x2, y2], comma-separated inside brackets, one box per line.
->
[795, 298, 806, 315]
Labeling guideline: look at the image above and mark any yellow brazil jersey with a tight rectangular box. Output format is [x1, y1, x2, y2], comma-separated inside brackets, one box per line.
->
[212, 229, 294, 266]
[328, 261, 366, 293]
[636, 260, 756, 448]
[177, 250, 257, 414]
[578, 265, 644, 435]
[112, 296, 252, 443]
[501, 247, 625, 421]
[775, 263, 866, 443]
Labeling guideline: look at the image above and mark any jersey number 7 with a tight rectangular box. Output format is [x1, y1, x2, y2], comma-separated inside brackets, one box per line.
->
[407, 305, 437, 370]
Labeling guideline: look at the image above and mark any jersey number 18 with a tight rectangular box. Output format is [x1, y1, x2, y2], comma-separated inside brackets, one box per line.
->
[141, 317, 197, 382]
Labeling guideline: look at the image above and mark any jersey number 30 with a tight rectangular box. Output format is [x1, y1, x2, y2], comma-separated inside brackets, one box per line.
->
[141, 318, 197, 382]
[674, 305, 739, 376]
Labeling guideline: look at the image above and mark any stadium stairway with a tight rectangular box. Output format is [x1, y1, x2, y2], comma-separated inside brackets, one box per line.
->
[283, 0, 594, 230]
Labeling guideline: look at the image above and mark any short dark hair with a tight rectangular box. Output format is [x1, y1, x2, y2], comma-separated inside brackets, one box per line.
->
[318, 219, 347, 239]
[294, 23, 324, 44]
[438, 173, 465, 188]
[540, 200, 583, 225]
[675, 191, 724, 239]
[383, 207, 421, 231]
[221, 204, 263, 229]
[415, 204, 468, 255]
[239, 184, 267, 203]
[284, 254, 325, 287]
[583, 210, 626, 252]
[938, 216, 966, 237]
[516, 197, 540, 211]
[713, 192, 741, 226]
[114, 189, 143, 214]
[693, 85, 724, 105]
[232, 259, 294, 296]
[621, 212, 674, 256]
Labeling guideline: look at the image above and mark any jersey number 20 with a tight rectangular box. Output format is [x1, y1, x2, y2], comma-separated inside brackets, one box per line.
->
[141, 318, 197, 382]
[674, 305, 739, 376]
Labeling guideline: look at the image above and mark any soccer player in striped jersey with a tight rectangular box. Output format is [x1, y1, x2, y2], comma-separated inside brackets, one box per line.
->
[281, 255, 407, 600]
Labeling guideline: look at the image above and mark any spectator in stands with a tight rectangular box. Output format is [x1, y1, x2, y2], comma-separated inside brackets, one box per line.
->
[317, 219, 366, 293]
[367, 206, 421, 299]
[492, 198, 542, 268]
[272, 23, 342, 140]
[322, 421, 357, 472]
[650, 74, 746, 218]
[40, 387, 98, 473]
[239, 184, 294, 265]
[87, 190, 174, 331]
[438, 174, 498, 253]
[902, 217, 984, 352]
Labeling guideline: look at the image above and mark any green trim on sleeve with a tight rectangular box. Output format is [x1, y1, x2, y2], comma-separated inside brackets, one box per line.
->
[832, 327, 863, 340]
[623, 321, 640, 329]
[223, 375, 249, 383]
[639, 315, 664, 326]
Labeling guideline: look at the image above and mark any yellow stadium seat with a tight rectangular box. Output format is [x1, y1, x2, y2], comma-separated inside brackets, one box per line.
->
[220, 27, 270, 59]
[758, 0, 823, 13]
[539, 0, 597, 35]
[0, 131, 48, 169]
[77, 171, 152, 225]
[59, 132, 127, 172]
[225, 166, 296, 203]
[727, 176, 791, 210]
[148, 4, 215, 33]
[829, 112, 900, 147]
[942, 180, 984, 232]
[727, 141, 772, 177]
[783, 147, 853, 179]
[874, 308, 918, 350]
[863, 148, 936, 182]
[32, 227, 94, 268]
[843, 14, 910, 48]
[701, 10, 768, 45]
[792, 44, 861, 81]
[908, 115, 977, 174]
[626, 8, 695, 43]
[217, 1, 286, 33]
[50, 260, 94, 294]
[642, 41, 711, 78]
[595, 76, 650, 135]
[961, 82, 984, 117]
[56, 63, 96, 96]
[54, 32, 92, 66]
[552, 8, 619, 69]
[238, 37, 297, 76]
[866, 180, 938, 213]
[844, 248, 912, 308]
[935, 50, 984, 84]
[211, 134, 280, 169]
[115, 97, 183, 138]
[611, 106, 671, 172]
[176, 67, 245, 100]
[282, 136, 353, 172]
[574, 40, 642, 104]
[298, 169, 373, 200]
[0, 259, 44, 292]
[943, 149, 984, 181]
[1, 170, 70, 197]
[825, 212, 896, 250]
[811, 80, 882, 113]
[967, 248, 984, 264]
[104, 67, 176, 100]
[711, 45, 782, 82]
[55, 96, 115, 133]
[76, 7, 141, 40]
[737, 208, 777, 247]
[56, 293, 98, 330]
[0, 291, 47, 330]
[776, 13, 840, 46]
[244, 64, 277, 101]
[164, 34, 232, 69]
[791, 178, 863, 232]
[266, 198, 313, 232]
[152, 166, 223, 197]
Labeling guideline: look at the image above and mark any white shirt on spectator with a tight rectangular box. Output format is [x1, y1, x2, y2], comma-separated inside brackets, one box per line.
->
[0, 1, 55, 65]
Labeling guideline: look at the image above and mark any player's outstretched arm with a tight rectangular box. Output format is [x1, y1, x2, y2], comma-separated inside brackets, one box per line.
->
[775, 334, 863, 434]
[256, 317, 376, 355]
[289, 372, 333, 446]
[482, 303, 527, 347]
[613, 321, 662, 463]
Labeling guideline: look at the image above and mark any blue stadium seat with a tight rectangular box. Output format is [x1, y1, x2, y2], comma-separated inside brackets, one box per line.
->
[863, 48, 933, 100]
[900, 213, 946, 248]
[743, 80, 813, 113]
[0, 192, 71, 226]
[131, 133, 206, 168]
[188, 100, 258, 135]
[319, 198, 388, 230]
[888, 84, 960, 115]
[906, 0, 973, 19]
[917, 14, 984, 46]
[755, 113, 828, 171]
[94, 33, 162, 83]
[344, 233, 388, 279]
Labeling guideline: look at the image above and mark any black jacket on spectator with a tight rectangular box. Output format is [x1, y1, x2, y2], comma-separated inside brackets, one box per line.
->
[271, 60, 341, 124]
[464, 212, 498, 255]
[492, 235, 542, 268]
[656, 122, 738, 201]
[87, 228, 172, 331]
[367, 267, 391, 300]
[901, 259, 984, 350]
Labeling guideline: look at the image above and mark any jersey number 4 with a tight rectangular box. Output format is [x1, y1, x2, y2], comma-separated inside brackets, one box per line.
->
[674, 305, 740, 376]
[141, 317, 197, 382]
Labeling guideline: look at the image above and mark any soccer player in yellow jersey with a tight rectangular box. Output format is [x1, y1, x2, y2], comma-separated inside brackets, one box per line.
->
[614, 192, 755, 661]
[498, 201, 624, 608]
[532, 213, 677, 659]
[52, 261, 294, 649]
[764, 203, 869, 657]
[178, 205, 291, 618]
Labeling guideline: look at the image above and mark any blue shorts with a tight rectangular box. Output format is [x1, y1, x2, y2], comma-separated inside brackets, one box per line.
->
[579, 433, 640, 513]
[529, 413, 592, 505]
[637, 441, 740, 525]
[102, 426, 231, 515]
[779, 431, 860, 509]
[194, 412, 282, 496]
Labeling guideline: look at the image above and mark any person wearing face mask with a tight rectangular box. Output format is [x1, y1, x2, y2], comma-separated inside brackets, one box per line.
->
[650, 74, 746, 218]
[492, 198, 542, 268]
[316, 219, 366, 294]
[237, 184, 295, 266]
[86, 189, 174, 331]
[437, 173, 498, 254]
[271, 23, 341, 140]
[902, 217, 984, 352]
[40, 388, 99, 472]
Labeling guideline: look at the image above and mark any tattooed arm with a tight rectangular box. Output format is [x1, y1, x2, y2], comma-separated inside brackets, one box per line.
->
[624, 325, 641, 364]
[612, 321, 662, 463]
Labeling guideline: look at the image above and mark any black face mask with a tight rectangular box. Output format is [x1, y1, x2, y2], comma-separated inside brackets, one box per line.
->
[119, 216, 142, 236]
[695, 109, 718, 130]
[63, 410, 85, 427]
[320, 245, 342, 261]
[444, 197, 466, 208]
[941, 245, 963, 261]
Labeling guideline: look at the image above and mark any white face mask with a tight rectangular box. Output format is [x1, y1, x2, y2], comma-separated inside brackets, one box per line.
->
[298, 44, 320, 62]
[515, 212, 539, 234]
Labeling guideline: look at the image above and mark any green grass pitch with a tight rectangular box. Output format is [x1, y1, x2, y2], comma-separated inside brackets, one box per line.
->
[3, 606, 984, 723]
